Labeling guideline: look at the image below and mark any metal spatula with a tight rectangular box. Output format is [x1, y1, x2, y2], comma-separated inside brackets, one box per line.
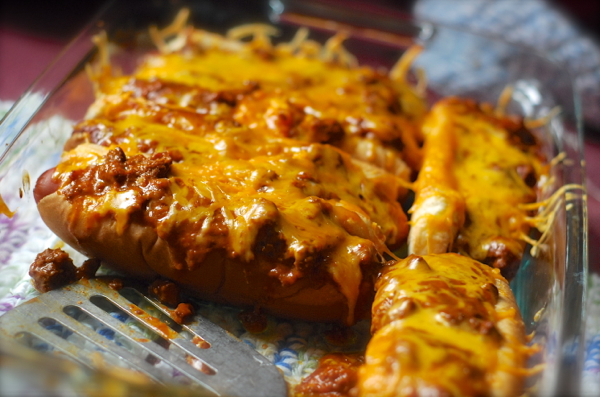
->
[0, 278, 287, 397]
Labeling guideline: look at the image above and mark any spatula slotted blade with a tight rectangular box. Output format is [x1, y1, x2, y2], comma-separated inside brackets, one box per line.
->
[0, 279, 287, 397]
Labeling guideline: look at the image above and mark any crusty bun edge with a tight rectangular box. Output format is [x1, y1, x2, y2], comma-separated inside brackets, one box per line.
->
[408, 190, 465, 256]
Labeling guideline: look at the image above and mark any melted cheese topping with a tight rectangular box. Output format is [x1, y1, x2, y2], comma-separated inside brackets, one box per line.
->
[53, 30, 421, 324]
[409, 97, 546, 278]
[359, 253, 527, 397]
[99, 43, 426, 177]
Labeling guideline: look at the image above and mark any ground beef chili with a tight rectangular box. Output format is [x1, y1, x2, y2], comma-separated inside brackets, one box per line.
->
[76, 257, 102, 280]
[60, 147, 173, 201]
[29, 248, 78, 293]
[149, 279, 181, 307]
[172, 303, 194, 324]
[295, 353, 364, 397]
[238, 307, 268, 334]
[108, 278, 124, 291]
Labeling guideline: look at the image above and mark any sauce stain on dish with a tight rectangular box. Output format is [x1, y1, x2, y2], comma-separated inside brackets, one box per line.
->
[295, 353, 364, 397]
[0, 194, 15, 218]
[22, 170, 30, 197]
[192, 335, 211, 349]
[127, 303, 178, 339]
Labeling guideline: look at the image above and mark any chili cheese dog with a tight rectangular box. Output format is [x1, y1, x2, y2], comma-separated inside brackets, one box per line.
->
[357, 253, 528, 397]
[36, 140, 409, 325]
[34, 25, 429, 324]
[408, 98, 547, 279]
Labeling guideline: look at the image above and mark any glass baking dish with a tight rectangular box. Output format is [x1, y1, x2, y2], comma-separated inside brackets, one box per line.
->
[0, 0, 588, 395]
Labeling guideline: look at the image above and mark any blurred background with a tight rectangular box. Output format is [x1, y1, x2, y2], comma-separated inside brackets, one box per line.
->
[1, 0, 598, 97]
[0, 0, 599, 99]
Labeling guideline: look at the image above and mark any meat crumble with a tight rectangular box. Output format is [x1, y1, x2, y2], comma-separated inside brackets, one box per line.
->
[29, 248, 78, 293]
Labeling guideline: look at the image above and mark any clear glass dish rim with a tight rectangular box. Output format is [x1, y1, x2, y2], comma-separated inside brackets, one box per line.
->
[0, 1, 589, 395]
